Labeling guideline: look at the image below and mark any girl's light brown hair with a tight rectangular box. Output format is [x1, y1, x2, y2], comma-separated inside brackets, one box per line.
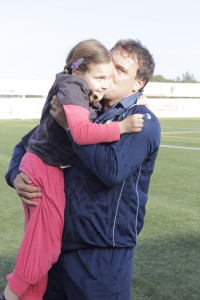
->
[64, 39, 112, 74]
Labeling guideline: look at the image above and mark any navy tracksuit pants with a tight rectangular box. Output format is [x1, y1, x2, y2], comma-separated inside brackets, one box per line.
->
[44, 247, 134, 300]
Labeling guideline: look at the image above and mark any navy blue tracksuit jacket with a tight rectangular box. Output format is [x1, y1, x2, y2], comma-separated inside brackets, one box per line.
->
[6, 92, 161, 251]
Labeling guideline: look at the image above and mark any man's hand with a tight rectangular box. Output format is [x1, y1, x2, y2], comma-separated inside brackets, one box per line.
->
[13, 172, 42, 207]
[50, 96, 69, 130]
[119, 114, 144, 134]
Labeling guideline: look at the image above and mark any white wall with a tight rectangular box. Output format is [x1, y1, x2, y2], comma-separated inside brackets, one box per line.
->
[0, 79, 50, 119]
[0, 98, 46, 119]
[0, 80, 200, 119]
[144, 82, 200, 98]
[145, 82, 200, 117]
[148, 98, 200, 118]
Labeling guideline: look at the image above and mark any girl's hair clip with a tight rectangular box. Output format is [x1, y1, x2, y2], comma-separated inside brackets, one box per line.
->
[71, 57, 84, 71]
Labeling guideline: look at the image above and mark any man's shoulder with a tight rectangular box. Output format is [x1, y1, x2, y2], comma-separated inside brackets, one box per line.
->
[133, 105, 159, 123]
[132, 105, 161, 142]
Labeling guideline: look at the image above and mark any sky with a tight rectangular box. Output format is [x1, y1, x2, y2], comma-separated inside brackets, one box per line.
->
[0, 0, 200, 82]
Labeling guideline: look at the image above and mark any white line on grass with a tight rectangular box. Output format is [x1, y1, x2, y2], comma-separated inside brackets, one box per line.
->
[160, 145, 200, 151]
[162, 131, 200, 135]
[162, 126, 200, 130]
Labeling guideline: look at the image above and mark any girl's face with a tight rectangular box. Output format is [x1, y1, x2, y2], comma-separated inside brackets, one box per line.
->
[79, 62, 114, 101]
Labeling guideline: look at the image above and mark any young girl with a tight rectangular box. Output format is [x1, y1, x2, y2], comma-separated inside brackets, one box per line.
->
[2, 39, 144, 300]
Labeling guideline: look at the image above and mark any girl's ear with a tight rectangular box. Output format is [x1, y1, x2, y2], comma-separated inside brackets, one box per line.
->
[72, 70, 81, 76]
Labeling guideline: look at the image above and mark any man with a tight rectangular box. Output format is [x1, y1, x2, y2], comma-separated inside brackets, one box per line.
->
[5, 39, 160, 299]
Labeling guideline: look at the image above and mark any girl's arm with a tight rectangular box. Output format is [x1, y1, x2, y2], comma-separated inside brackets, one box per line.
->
[63, 104, 144, 145]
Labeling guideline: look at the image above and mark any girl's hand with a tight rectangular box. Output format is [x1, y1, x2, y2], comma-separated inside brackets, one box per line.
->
[137, 95, 149, 108]
[119, 114, 144, 134]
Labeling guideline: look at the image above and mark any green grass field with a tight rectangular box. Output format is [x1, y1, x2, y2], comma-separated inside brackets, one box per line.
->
[0, 118, 200, 299]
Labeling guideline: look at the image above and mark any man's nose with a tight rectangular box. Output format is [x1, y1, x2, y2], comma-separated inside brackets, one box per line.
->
[112, 69, 117, 81]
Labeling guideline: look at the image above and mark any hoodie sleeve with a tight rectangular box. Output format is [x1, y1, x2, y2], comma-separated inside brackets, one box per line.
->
[64, 104, 120, 145]
[57, 75, 90, 110]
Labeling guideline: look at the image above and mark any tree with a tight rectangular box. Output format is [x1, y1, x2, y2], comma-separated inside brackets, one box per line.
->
[179, 72, 198, 83]
[151, 72, 199, 83]
[151, 75, 173, 83]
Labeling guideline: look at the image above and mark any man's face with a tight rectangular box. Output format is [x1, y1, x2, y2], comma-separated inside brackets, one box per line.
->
[104, 49, 144, 105]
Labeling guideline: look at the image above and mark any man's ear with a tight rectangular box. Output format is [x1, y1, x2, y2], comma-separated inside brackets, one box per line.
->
[132, 79, 145, 92]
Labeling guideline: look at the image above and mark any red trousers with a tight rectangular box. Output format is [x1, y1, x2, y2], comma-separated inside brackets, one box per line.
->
[7, 152, 65, 299]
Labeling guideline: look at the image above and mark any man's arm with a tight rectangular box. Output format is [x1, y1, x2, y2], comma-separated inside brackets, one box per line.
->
[5, 140, 26, 187]
[69, 112, 161, 186]
[5, 140, 42, 204]
[51, 97, 161, 186]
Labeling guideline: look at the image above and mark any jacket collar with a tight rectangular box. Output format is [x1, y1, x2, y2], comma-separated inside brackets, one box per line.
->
[116, 91, 142, 109]
[95, 91, 142, 124]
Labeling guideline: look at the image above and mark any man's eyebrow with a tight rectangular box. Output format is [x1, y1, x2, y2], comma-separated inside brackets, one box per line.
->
[115, 64, 128, 73]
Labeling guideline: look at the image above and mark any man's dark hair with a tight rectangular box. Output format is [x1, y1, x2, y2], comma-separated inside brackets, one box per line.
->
[111, 39, 155, 91]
